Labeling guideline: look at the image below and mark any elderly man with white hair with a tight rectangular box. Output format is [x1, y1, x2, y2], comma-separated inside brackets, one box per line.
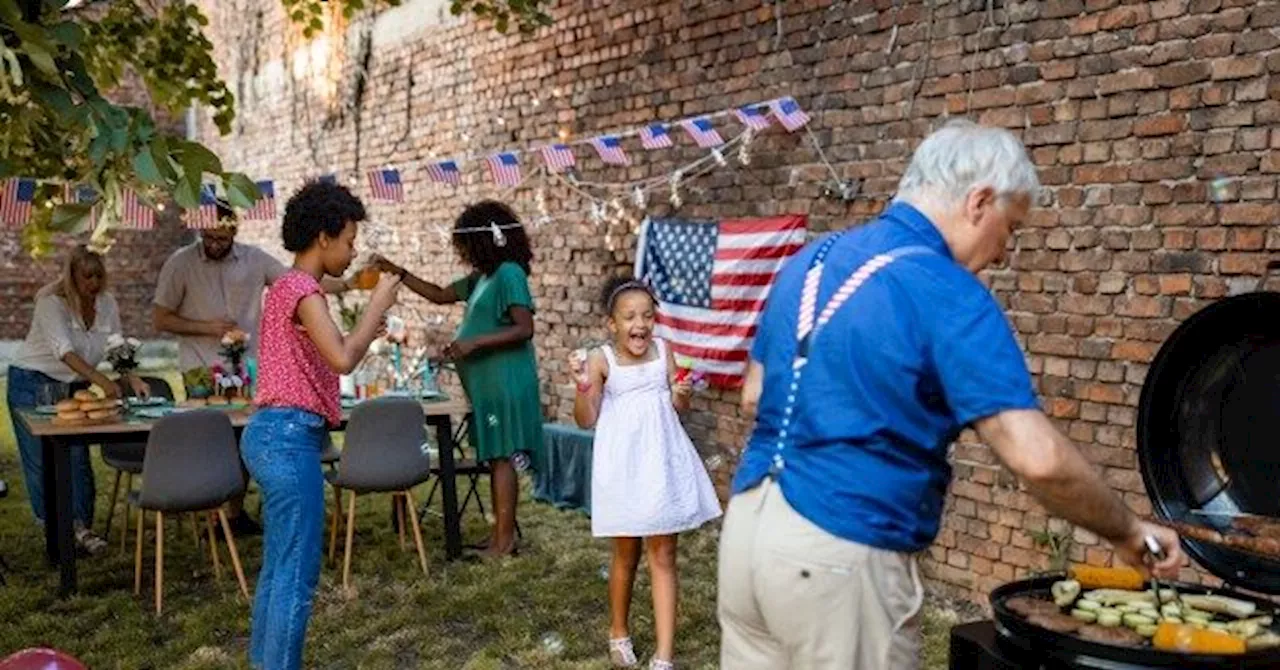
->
[716, 119, 1185, 669]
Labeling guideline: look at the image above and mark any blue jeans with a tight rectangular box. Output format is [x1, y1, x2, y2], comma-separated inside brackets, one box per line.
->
[241, 407, 328, 670]
[5, 366, 94, 525]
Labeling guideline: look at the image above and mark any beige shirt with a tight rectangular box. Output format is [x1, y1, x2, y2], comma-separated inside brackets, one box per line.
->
[153, 241, 287, 372]
[11, 288, 123, 383]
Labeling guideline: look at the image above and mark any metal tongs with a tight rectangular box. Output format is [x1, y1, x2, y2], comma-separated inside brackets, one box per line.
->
[1145, 534, 1184, 609]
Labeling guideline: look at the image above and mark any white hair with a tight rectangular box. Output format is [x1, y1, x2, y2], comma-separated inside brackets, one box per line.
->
[893, 119, 1041, 207]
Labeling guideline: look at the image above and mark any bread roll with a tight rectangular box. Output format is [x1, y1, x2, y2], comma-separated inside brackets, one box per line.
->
[55, 399, 80, 412]
[73, 390, 98, 402]
[179, 398, 207, 408]
[80, 399, 120, 412]
[53, 414, 88, 427]
[86, 408, 119, 421]
[56, 409, 87, 421]
[206, 396, 228, 406]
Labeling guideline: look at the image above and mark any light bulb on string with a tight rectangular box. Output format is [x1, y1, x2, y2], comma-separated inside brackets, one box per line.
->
[789, 167, 800, 187]
[632, 186, 647, 209]
[712, 148, 727, 167]
[589, 201, 605, 225]
[609, 198, 625, 221]
[739, 129, 754, 165]
[669, 170, 683, 209]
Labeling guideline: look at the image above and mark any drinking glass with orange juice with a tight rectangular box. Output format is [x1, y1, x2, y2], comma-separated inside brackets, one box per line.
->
[353, 265, 380, 290]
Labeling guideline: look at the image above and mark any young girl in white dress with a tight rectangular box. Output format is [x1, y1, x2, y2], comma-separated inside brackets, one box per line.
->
[570, 277, 723, 670]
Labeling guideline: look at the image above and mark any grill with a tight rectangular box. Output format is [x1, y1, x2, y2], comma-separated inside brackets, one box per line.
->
[950, 264, 1280, 669]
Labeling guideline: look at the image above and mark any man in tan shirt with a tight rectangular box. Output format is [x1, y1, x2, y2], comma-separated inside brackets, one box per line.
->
[153, 201, 354, 535]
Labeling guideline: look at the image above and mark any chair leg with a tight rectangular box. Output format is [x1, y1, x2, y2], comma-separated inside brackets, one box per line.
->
[403, 489, 429, 577]
[216, 509, 250, 600]
[206, 511, 222, 580]
[342, 492, 357, 592]
[120, 473, 133, 553]
[134, 507, 144, 595]
[104, 470, 121, 538]
[328, 488, 343, 565]
[154, 510, 164, 615]
[396, 493, 406, 550]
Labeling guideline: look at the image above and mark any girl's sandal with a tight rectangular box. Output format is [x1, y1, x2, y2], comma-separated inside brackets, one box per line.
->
[648, 659, 674, 670]
[609, 637, 638, 667]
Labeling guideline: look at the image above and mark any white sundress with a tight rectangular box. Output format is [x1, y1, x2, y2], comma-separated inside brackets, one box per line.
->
[590, 338, 723, 538]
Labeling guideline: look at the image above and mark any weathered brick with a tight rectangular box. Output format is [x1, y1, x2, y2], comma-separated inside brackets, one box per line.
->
[1211, 56, 1264, 80]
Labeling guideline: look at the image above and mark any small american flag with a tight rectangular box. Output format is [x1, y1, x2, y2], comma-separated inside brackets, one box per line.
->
[183, 185, 220, 230]
[589, 135, 630, 166]
[119, 188, 154, 230]
[425, 160, 462, 186]
[635, 214, 808, 388]
[486, 152, 522, 187]
[680, 117, 724, 148]
[64, 183, 100, 226]
[733, 105, 772, 131]
[367, 168, 404, 202]
[0, 178, 36, 227]
[639, 124, 673, 150]
[770, 96, 811, 132]
[244, 180, 276, 220]
[540, 144, 576, 172]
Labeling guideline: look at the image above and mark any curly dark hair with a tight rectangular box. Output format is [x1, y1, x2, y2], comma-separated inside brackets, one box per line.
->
[281, 180, 367, 252]
[452, 200, 533, 276]
[600, 275, 655, 315]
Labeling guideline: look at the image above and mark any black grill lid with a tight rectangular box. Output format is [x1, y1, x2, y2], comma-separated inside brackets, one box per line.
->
[1137, 267, 1280, 596]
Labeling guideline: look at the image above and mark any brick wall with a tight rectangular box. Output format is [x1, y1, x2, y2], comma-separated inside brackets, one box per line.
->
[0, 2, 192, 342]
[188, 0, 1280, 607]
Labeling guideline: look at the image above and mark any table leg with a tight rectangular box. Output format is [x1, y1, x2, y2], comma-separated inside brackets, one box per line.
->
[433, 417, 462, 560]
[41, 436, 57, 565]
[47, 437, 77, 596]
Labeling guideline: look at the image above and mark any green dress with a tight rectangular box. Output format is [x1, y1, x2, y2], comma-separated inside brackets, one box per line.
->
[449, 261, 544, 467]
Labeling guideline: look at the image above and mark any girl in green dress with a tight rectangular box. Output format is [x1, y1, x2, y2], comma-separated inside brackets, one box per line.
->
[375, 201, 541, 557]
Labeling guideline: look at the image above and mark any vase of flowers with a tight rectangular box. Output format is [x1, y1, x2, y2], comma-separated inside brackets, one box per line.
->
[218, 329, 251, 400]
[104, 334, 141, 376]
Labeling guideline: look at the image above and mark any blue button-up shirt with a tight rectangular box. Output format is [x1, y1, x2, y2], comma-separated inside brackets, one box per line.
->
[733, 201, 1040, 553]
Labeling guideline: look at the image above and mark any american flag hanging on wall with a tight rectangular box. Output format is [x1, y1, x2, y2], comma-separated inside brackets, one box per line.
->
[0, 178, 36, 228]
[367, 168, 404, 202]
[486, 152, 522, 186]
[244, 180, 276, 220]
[119, 187, 154, 230]
[183, 185, 220, 229]
[635, 215, 808, 388]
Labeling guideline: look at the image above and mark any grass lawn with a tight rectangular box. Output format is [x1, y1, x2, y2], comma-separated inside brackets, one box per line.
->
[0, 381, 961, 668]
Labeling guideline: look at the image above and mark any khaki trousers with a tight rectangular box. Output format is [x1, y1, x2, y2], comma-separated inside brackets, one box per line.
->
[717, 478, 925, 669]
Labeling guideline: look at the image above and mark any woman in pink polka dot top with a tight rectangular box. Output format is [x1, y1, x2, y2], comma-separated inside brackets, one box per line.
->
[240, 180, 401, 670]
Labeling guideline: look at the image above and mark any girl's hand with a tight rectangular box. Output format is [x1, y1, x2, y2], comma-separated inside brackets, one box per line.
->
[442, 339, 477, 361]
[369, 273, 402, 313]
[672, 378, 693, 399]
[568, 348, 590, 385]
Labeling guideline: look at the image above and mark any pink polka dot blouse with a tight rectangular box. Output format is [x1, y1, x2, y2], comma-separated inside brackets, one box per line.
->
[253, 269, 341, 427]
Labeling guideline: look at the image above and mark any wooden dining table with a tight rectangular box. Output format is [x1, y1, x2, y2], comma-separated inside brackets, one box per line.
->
[16, 395, 472, 597]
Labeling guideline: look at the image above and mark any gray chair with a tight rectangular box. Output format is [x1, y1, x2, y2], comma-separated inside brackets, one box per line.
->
[326, 396, 432, 590]
[101, 376, 176, 549]
[130, 409, 250, 614]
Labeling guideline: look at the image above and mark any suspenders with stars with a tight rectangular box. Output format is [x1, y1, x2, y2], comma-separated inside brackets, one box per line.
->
[767, 232, 935, 475]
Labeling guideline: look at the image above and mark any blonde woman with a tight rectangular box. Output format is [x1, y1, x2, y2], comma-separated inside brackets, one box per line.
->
[6, 245, 149, 554]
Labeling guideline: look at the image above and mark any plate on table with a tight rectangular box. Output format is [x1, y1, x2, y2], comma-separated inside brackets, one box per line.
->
[33, 405, 60, 415]
[129, 397, 170, 407]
